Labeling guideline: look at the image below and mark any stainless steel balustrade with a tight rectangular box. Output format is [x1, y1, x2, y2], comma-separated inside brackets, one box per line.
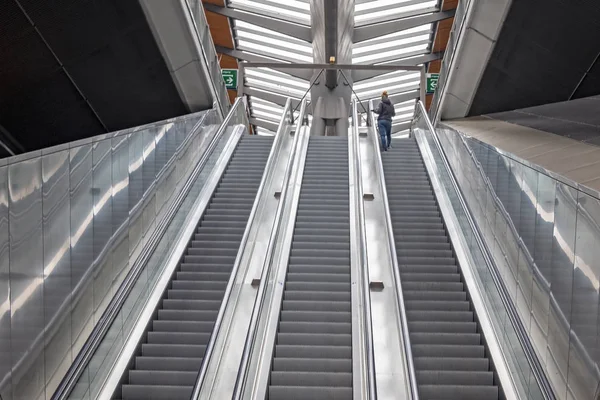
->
[412, 101, 552, 399]
[0, 109, 218, 400]
[367, 100, 419, 400]
[51, 99, 252, 400]
[435, 120, 600, 400]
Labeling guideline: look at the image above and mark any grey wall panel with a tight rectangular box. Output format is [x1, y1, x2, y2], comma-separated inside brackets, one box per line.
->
[42, 150, 73, 398]
[0, 166, 11, 400]
[9, 157, 44, 400]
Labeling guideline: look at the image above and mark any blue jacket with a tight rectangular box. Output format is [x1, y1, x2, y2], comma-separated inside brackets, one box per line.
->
[376, 98, 395, 121]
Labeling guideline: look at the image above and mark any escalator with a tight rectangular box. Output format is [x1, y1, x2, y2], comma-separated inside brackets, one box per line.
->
[268, 136, 352, 400]
[382, 138, 500, 400]
[115, 135, 274, 400]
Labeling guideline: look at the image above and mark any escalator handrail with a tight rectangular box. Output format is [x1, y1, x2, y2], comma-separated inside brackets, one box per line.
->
[190, 98, 294, 399]
[368, 100, 420, 400]
[352, 101, 378, 399]
[52, 98, 245, 400]
[416, 101, 555, 400]
[231, 99, 308, 400]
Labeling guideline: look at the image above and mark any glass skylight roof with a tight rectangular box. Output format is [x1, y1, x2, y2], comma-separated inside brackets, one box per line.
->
[225, 0, 438, 132]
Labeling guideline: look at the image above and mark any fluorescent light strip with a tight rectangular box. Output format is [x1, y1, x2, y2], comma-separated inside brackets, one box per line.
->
[236, 31, 312, 54]
[238, 40, 313, 63]
[353, 33, 431, 55]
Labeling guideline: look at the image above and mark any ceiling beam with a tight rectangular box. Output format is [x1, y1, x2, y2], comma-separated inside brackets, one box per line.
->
[216, 47, 313, 80]
[250, 117, 280, 132]
[352, 52, 444, 81]
[204, 4, 312, 42]
[354, 9, 456, 43]
[245, 87, 301, 109]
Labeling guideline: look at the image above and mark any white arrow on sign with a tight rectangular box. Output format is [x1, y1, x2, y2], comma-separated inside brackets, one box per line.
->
[225, 76, 234, 85]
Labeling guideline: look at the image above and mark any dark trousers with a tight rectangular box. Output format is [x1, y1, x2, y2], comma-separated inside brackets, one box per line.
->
[378, 119, 392, 150]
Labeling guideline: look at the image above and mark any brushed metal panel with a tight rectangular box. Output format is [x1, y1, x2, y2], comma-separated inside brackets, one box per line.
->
[69, 144, 95, 360]
[9, 157, 44, 400]
[111, 135, 130, 289]
[0, 166, 11, 400]
[42, 150, 73, 398]
[567, 192, 600, 400]
[547, 183, 578, 399]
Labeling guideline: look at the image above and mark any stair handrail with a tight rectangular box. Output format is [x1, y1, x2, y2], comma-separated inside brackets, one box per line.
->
[231, 99, 308, 400]
[189, 98, 294, 399]
[368, 100, 420, 400]
[352, 101, 378, 399]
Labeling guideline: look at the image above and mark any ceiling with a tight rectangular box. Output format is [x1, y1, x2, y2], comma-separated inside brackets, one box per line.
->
[0, 0, 189, 157]
[212, 0, 453, 135]
[469, 0, 600, 116]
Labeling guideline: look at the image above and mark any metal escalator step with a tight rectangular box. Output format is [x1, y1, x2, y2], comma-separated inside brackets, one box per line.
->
[287, 265, 351, 275]
[152, 320, 214, 332]
[289, 256, 349, 266]
[284, 290, 350, 302]
[402, 281, 464, 292]
[280, 310, 352, 323]
[161, 299, 222, 310]
[141, 343, 207, 357]
[418, 384, 498, 400]
[416, 370, 494, 386]
[171, 280, 227, 291]
[275, 345, 351, 359]
[410, 332, 481, 345]
[406, 310, 473, 322]
[401, 272, 460, 283]
[414, 356, 489, 371]
[167, 289, 225, 300]
[157, 309, 218, 321]
[268, 385, 353, 400]
[282, 300, 351, 312]
[121, 384, 193, 400]
[128, 370, 198, 386]
[405, 300, 470, 311]
[403, 290, 467, 301]
[270, 371, 352, 387]
[277, 333, 352, 346]
[146, 331, 210, 345]
[134, 356, 202, 371]
[408, 320, 477, 334]
[286, 273, 350, 283]
[413, 344, 485, 358]
[279, 321, 352, 334]
[285, 281, 350, 292]
[400, 265, 457, 274]
[272, 358, 352, 372]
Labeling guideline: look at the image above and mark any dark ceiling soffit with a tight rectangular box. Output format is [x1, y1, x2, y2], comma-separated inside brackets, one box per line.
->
[324, 0, 338, 89]
[216, 46, 313, 80]
[249, 117, 279, 132]
[204, 3, 312, 42]
[352, 52, 444, 81]
[353, 9, 456, 43]
[245, 87, 301, 109]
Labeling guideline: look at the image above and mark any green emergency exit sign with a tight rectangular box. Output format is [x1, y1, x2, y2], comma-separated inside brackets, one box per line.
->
[222, 69, 238, 90]
[426, 73, 439, 94]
